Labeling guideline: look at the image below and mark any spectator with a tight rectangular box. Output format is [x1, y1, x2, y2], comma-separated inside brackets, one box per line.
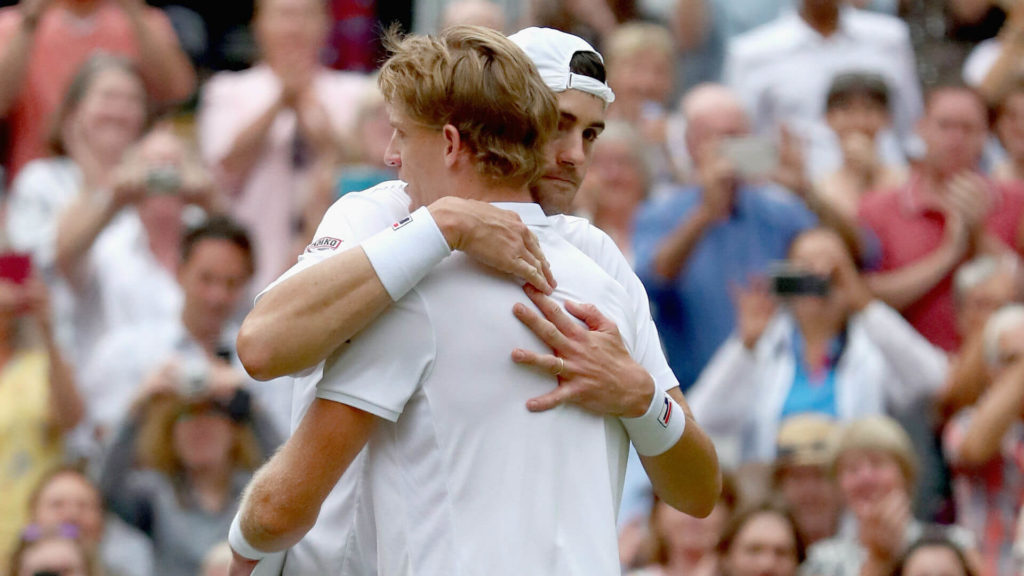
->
[772, 414, 842, 547]
[802, 416, 977, 576]
[4, 54, 149, 359]
[0, 274, 81, 566]
[992, 80, 1024, 183]
[28, 466, 153, 576]
[79, 216, 291, 448]
[944, 304, 1024, 576]
[627, 471, 738, 576]
[53, 124, 221, 368]
[6, 524, 94, 576]
[573, 120, 649, 262]
[688, 228, 946, 464]
[962, 2, 1024, 105]
[416, 0, 521, 34]
[938, 254, 1022, 418]
[98, 380, 277, 576]
[717, 500, 805, 576]
[724, 0, 922, 179]
[604, 22, 678, 185]
[0, 0, 194, 179]
[633, 84, 817, 390]
[817, 72, 907, 220]
[197, 0, 368, 293]
[859, 85, 1024, 353]
[889, 533, 977, 576]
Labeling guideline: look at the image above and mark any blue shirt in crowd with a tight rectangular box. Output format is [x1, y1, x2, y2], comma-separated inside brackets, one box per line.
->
[633, 184, 816, 390]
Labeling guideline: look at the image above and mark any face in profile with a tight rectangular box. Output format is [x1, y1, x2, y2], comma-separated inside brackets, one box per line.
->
[721, 511, 801, 576]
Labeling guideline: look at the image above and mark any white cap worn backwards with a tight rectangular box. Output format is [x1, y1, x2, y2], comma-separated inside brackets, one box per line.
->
[508, 27, 615, 104]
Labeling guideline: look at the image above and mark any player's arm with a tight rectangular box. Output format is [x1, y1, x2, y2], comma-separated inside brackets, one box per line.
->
[238, 196, 554, 381]
[511, 286, 720, 517]
[228, 398, 376, 570]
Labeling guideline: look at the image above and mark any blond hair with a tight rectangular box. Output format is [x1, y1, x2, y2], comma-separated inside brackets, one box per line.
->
[604, 21, 674, 69]
[831, 415, 918, 490]
[377, 25, 558, 186]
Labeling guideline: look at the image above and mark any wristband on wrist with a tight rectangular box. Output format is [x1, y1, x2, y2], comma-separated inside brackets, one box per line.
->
[229, 513, 268, 561]
[362, 206, 452, 301]
[620, 389, 686, 456]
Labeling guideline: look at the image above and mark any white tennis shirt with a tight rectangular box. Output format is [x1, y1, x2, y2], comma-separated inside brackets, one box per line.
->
[255, 181, 679, 574]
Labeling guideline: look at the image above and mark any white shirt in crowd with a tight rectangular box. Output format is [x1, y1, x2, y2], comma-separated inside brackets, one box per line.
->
[724, 6, 923, 177]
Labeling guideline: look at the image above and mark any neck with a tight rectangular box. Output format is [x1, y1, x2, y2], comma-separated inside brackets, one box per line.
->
[800, 2, 840, 36]
[463, 180, 534, 205]
[181, 310, 221, 355]
[60, 0, 101, 17]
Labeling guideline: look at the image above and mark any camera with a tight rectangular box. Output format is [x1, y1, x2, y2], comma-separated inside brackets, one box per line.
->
[769, 265, 830, 297]
[145, 165, 182, 195]
[178, 355, 209, 397]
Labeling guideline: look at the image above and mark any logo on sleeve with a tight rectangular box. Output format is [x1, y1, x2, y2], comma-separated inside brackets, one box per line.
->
[392, 216, 413, 230]
[305, 237, 343, 252]
[658, 396, 672, 428]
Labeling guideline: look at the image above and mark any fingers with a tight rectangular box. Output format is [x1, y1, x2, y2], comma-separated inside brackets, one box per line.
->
[525, 384, 576, 412]
[523, 284, 584, 339]
[512, 300, 571, 351]
[522, 229, 557, 291]
[513, 255, 553, 295]
[564, 300, 618, 334]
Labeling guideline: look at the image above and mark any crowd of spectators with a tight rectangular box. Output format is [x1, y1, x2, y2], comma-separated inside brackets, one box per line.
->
[1, 0, 1023, 575]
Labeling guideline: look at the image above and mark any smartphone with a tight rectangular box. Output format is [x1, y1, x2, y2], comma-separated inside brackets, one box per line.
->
[0, 252, 31, 284]
[720, 136, 779, 180]
[769, 265, 830, 297]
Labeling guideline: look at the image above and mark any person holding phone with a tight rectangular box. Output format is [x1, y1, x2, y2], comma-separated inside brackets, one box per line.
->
[686, 228, 947, 466]
[0, 265, 83, 567]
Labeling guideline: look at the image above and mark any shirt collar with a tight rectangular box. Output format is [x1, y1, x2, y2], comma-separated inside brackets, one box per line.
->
[490, 202, 549, 226]
[786, 6, 857, 45]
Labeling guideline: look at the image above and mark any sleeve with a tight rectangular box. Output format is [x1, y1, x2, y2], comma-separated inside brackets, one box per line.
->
[315, 289, 435, 422]
[856, 301, 948, 411]
[686, 335, 763, 434]
[98, 417, 157, 536]
[632, 196, 686, 290]
[4, 161, 74, 270]
[583, 225, 680, 394]
[254, 192, 394, 304]
[962, 39, 1001, 87]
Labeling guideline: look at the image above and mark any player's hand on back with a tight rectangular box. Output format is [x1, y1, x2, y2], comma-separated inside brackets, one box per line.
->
[429, 197, 555, 294]
[510, 285, 654, 417]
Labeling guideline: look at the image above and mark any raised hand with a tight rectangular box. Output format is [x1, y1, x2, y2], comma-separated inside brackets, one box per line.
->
[733, 282, 777, 350]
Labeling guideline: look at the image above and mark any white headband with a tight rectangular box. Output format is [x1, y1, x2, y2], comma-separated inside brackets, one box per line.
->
[509, 27, 615, 104]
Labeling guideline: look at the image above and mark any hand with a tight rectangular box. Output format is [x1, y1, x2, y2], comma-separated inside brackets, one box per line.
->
[858, 490, 911, 563]
[510, 285, 654, 417]
[695, 143, 737, 222]
[131, 361, 180, 413]
[277, 66, 314, 109]
[429, 196, 555, 294]
[944, 171, 992, 237]
[771, 124, 810, 195]
[816, 232, 873, 311]
[109, 150, 148, 208]
[229, 549, 259, 576]
[295, 93, 339, 157]
[179, 153, 222, 213]
[733, 282, 776, 349]
[206, 358, 246, 401]
[0, 280, 25, 317]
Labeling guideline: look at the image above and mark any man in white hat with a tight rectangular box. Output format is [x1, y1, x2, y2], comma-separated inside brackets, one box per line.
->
[229, 25, 719, 575]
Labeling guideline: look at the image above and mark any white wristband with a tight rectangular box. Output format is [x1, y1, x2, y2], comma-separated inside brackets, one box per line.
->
[362, 206, 452, 301]
[229, 513, 268, 561]
[620, 389, 686, 456]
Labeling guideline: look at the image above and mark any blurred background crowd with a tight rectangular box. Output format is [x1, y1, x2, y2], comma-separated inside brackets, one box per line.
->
[1, 0, 1024, 575]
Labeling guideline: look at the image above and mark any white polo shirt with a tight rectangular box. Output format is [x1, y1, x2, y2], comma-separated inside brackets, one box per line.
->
[256, 181, 680, 574]
[315, 201, 636, 574]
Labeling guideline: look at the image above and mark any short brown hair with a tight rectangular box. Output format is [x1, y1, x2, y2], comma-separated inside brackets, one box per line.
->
[377, 25, 558, 186]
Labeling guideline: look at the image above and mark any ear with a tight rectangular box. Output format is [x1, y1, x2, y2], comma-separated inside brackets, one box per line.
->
[442, 124, 462, 169]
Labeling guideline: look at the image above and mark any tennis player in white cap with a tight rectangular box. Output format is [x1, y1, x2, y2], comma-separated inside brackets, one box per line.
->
[229, 25, 719, 576]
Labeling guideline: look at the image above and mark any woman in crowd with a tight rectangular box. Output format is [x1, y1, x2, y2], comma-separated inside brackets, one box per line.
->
[6, 524, 94, 576]
[889, 534, 976, 576]
[28, 466, 153, 576]
[802, 416, 977, 576]
[688, 228, 948, 465]
[98, 373, 277, 576]
[717, 501, 804, 576]
[0, 274, 81, 567]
